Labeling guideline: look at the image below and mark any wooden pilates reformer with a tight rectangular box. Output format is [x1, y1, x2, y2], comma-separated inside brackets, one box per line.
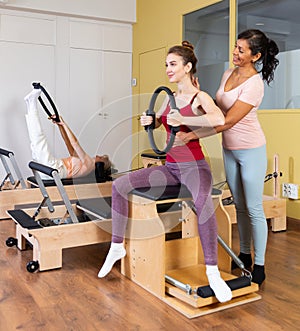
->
[0, 152, 114, 220]
[77, 184, 261, 318]
[6, 161, 112, 272]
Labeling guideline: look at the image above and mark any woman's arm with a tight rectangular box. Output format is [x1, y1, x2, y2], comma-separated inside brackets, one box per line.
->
[167, 91, 225, 127]
[55, 117, 88, 161]
[192, 99, 255, 138]
[173, 127, 220, 145]
[56, 122, 77, 157]
[214, 99, 254, 133]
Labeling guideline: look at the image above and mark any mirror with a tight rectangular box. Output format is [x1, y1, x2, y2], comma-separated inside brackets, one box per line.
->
[184, 0, 300, 109]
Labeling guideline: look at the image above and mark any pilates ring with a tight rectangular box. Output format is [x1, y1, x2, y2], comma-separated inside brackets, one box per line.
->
[32, 82, 60, 122]
[145, 86, 180, 155]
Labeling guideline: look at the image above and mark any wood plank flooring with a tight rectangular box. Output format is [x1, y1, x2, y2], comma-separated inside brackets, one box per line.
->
[0, 218, 299, 331]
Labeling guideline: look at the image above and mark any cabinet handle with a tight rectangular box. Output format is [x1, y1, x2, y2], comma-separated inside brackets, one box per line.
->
[98, 112, 108, 119]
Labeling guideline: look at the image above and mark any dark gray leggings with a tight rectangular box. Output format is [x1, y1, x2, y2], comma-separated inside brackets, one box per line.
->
[111, 159, 218, 265]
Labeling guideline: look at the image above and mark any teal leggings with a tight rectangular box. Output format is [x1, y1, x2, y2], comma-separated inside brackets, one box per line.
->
[223, 145, 267, 265]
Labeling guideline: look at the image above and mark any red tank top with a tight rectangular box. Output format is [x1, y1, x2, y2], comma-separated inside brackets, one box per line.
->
[161, 93, 205, 163]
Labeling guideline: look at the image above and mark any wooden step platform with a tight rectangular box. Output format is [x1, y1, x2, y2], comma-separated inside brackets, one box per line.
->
[164, 264, 260, 318]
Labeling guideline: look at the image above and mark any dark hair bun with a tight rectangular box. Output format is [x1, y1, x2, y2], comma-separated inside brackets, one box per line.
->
[182, 40, 194, 51]
[268, 39, 279, 57]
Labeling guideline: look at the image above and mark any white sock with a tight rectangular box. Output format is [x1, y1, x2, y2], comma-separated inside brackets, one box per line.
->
[98, 242, 126, 278]
[24, 89, 41, 113]
[206, 265, 232, 303]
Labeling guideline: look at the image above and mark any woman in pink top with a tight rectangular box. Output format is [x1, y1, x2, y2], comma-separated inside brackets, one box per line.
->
[24, 88, 111, 179]
[98, 41, 233, 303]
[215, 30, 279, 285]
[169, 30, 279, 286]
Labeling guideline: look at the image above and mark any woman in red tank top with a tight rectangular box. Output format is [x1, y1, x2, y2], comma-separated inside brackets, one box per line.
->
[98, 41, 232, 303]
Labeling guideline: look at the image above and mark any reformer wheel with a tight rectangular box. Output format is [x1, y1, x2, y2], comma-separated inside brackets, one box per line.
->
[26, 260, 40, 273]
[32, 82, 60, 122]
[145, 86, 180, 155]
[5, 237, 17, 247]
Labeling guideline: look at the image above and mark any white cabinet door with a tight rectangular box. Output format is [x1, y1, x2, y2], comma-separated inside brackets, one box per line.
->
[69, 48, 103, 159]
[0, 11, 57, 178]
[100, 51, 132, 172]
[0, 41, 55, 178]
[69, 49, 132, 173]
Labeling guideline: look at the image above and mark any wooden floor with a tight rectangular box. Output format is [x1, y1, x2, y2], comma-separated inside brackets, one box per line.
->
[0, 217, 299, 331]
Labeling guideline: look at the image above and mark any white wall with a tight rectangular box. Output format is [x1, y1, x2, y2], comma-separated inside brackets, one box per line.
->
[0, 0, 136, 23]
[0, 4, 134, 181]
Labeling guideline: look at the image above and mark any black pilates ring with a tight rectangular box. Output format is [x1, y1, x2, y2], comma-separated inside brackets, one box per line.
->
[145, 86, 180, 155]
[32, 82, 60, 122]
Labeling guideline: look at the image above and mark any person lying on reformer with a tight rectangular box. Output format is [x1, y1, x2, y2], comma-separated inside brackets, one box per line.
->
[24, 88, 111, 179]
[98, 41, 233, 303]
